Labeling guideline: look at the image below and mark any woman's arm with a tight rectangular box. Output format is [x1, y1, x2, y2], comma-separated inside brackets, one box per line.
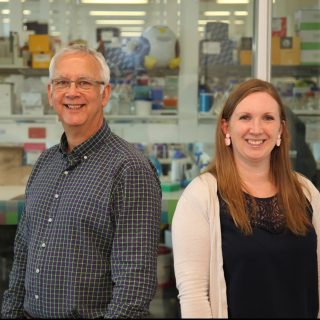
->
[172, 179, 213, 318]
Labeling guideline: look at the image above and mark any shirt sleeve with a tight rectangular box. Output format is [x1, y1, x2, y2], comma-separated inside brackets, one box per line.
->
[105, 163, 162, 318]
[172, 180, 213, 318]
[1, 206, 28, 319]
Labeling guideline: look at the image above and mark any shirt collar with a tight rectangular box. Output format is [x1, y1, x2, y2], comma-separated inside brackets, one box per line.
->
[59, 120, 111, 162]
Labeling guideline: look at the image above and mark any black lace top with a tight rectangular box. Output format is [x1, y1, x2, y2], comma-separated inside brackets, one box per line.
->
[218, 192, 318, 318]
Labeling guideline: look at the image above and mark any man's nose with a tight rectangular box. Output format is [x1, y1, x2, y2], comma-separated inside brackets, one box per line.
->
[65, 82, 80, 95]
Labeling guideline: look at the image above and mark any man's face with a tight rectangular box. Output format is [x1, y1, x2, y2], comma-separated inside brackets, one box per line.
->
[47, 52, 110, 135]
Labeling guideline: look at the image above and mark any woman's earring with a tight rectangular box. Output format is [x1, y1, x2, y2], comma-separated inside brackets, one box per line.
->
[276, 134, 281, 147]
[225, 133, 231, 146]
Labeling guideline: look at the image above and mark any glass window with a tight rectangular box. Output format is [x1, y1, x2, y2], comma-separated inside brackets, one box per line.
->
[271, 0, 320, 187]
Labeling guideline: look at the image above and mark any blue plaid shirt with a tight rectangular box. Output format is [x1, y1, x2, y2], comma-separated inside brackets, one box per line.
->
[2, 121, 162, 319]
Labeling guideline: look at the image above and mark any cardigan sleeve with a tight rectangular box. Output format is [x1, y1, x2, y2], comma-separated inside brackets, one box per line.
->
[298, 174, 320, 319]
[172, 177, 213, 318]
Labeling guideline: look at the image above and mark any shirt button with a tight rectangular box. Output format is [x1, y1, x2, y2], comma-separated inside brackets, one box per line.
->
[54, 194, 59, 199]
[35, 295, 39, 300]
[35, 268, 40, 273]
[48, 218, 53, 223]
[84, 155, 88, 160]
[64, 171, 68, 175]
[41, 243, 46, 248]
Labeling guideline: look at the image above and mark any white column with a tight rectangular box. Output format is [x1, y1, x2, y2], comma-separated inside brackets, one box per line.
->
[177, 0, 199, 143]
[253, 0, 272, 81]
[39, 0, 50, 24]
[8, 0, 24, 46]
[56, 1, 68, 46]
[165, 0, 179, 36]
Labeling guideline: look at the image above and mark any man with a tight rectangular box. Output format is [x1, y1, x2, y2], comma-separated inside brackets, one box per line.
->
[1, 44, 162, 318]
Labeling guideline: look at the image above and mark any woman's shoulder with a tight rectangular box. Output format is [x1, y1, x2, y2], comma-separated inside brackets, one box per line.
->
[173, 172, 218, 223]
[296, 172, 317, 192]
[180, 172, 217, 202]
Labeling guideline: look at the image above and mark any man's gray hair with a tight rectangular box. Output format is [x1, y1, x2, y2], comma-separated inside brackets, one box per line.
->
[48, 44, 110, 85]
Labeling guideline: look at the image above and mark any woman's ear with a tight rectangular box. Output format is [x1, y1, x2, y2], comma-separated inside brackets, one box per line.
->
[280, 120, 285, 135]
[221, 118, 229, 135]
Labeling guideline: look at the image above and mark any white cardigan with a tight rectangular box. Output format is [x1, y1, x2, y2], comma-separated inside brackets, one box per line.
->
[172, 172, 320, 318]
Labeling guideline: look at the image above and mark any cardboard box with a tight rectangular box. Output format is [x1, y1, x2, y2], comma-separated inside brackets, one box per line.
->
[23, 143, 46, 165]
[272, 36, 300, 65]
[299, 30, 320, 43]
[0, 146, 33, 186]
[295, 9, 320, 31]
[301, 42, 320, 50]
[240, 37, 252, 50]
[199, 39, 233, 65]
[272, 17, 287, 37]
[0, 83, 13, 116]
[280, 36, 300, 65]
[295, 9, 320, 23]
[31, 51, 52, 69]
[21, 92, 43, 115]
[28, 127, 46, 139]
[205, 22, 229, 40]
[239, 50, 252, 65]
[272, 36, 281, 65]
[28, 34, 51, 53]
[301, 50, 320, 65]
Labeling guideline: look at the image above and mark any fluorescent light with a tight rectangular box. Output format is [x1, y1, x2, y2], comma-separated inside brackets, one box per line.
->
[234, 20, 244, 24]
[90, 11, 146, 16]
[1, 9, 10, 14]
[23, 10, 31, 15]
[234, 11, 248, 16]
[199, 19, 230, 25]
[121, 26, 143, 31]
[2, 18, 9, 23]
[204, 11, 231, 16]
[121, 31, 142, 37]
[198, 20, 216, 25]
[0, 0, 9, 2]
[217, 0, 249, 4]
[82, 0, 148, 4]
[95, 19, 145, 25]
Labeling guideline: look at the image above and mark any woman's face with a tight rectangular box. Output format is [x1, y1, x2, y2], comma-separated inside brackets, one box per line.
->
[222, 91, 283, 167]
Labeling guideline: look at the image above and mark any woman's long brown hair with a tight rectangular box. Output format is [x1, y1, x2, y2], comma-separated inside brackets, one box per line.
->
[206, 79, 311, 235]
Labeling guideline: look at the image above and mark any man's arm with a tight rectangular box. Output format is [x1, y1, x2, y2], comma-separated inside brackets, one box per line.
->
[106, 163, 161, 318]
[1, 208, 29, 319]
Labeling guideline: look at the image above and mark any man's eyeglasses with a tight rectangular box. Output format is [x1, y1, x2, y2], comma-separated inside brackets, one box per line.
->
[51, 78, 105, 91]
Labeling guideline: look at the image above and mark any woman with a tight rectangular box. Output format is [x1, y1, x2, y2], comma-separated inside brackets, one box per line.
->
[172, 79, 320, 318]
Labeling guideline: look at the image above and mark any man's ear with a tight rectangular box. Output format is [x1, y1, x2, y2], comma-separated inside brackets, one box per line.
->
[101, 84, 111, 106]
[47, 83, 53, 107]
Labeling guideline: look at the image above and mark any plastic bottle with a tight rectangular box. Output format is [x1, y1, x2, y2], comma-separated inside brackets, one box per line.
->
[198, 75, 213, 113]
[306, 91, 316, 110]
